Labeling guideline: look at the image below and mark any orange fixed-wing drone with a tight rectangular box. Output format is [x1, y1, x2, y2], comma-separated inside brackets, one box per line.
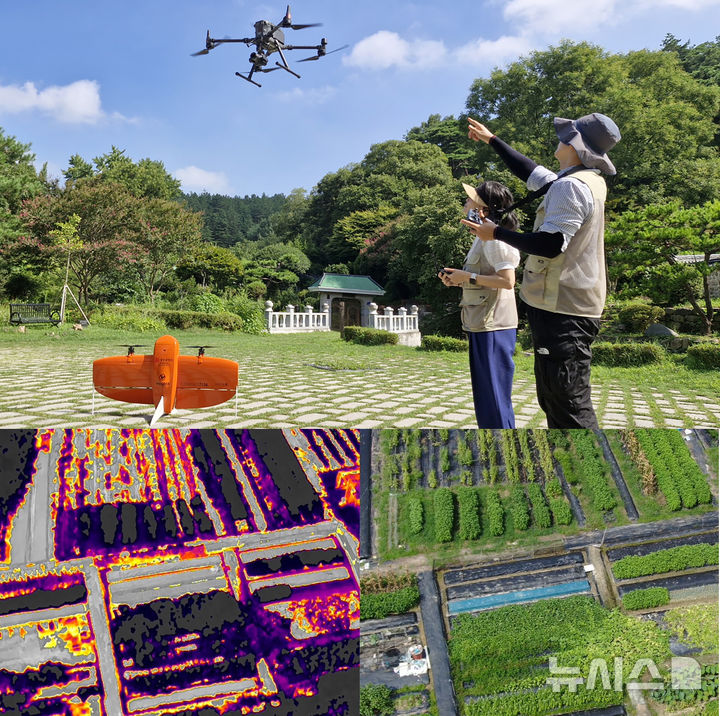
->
[92, 335, 239, 425]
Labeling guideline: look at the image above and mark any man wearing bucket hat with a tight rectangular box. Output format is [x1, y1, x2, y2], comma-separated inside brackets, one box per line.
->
[463, 113, 621, 429]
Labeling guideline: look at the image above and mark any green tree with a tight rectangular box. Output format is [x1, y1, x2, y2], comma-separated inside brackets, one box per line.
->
[464, 40, 720, 212]
[240, 241, 311, 301]
[175, 243, 245, 291]
[16, 181, 137, 304]
[131, 198, 203, 303]
[405, 113, 477, 177]
[64, 146, 182, 200]
[608, 200, 720, 334]
[0, 128, 46, 244]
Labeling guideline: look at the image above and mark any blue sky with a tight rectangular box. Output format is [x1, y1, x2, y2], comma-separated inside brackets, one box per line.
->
[1, 0, 719, 198]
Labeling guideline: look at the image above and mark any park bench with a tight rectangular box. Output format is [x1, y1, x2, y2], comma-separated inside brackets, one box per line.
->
[9, 303, 61, 326]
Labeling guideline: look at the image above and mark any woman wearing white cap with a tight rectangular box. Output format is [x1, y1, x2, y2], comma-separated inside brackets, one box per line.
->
[438, 180, 520, 428]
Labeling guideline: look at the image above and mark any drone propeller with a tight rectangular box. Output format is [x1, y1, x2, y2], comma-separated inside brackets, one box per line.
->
[191, 30, 215, 56]
[118, 344, 147, 356]
[298, 42, 348, 62]
[279, 4, 321, 30]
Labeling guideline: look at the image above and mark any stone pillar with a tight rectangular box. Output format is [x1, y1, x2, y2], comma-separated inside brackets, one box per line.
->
[322, 302, 330, 330]
[305, 305, 313, 329]
[398, 306, 407, 332]
[286, 304, 295, 330]
[410, 305, 418, 331]
[265, 300, 274, 332]
[369, 302, 378, 329]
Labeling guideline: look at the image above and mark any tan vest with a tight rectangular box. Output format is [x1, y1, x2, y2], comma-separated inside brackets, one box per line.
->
[460, 243, 518, 333]
[519, 170, 607, 318]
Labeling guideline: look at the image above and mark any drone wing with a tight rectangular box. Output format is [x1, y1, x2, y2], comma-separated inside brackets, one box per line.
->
[175, 356, 239, 409]
[93, 355, 155, 405]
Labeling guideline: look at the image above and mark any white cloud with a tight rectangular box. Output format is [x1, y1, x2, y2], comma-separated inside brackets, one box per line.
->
[343, 31, 447, 70]
[174, 166, 231, 194]
[454, 35, 534, 65]
[502, 0, 619, 34]
[273, 85, 337, 103]
[0, 79, 112, 124]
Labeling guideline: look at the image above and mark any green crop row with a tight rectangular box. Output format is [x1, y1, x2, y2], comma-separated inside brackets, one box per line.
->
[526, 483, 552, 528]
[622, 586, 670, 610]
[613, 542, 719, 579]
[509, 484, 530, 531]
[635, 429, 712, 510]
[434, 488, 455, 543]
[568, 431, 617, 511]
[408, 496, 424, 535]
[486, 489, 505, 536]
[501, 431, 520, 483]
[517, 430, 536, 482]
[549, 497, 573, 525]
[457, 486, 482, 540]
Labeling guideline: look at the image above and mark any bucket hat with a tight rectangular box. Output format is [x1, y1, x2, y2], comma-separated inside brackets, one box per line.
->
[554, 113, 620, 175]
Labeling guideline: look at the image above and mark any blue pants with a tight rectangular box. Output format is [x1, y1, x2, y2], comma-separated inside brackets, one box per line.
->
[467, 329, 516, 428]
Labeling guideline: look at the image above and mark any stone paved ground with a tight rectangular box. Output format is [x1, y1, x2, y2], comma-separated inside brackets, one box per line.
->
[0, 336, 717, 428]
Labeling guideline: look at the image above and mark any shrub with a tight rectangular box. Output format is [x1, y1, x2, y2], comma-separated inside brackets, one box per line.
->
[226, 293, 265, 334]
[408, 497, 424, 535]
[156, 309, 244, 331]
[622, 587, 670, 610]
[434, 488, 455, 543]
[613, 543, 719, 580]
[618, 302, 665, 332]
[92, 305, 166, 332]
[420, 334, 468, 352]
[186, 292, 226, 314]
[341, 326, 398, 345]
[485, 490, 504, 536]
[686, 342, 720, 370]
[457, 487, 481, 540]
[427, 469, 438, 488]
[592, 341, 665, 367]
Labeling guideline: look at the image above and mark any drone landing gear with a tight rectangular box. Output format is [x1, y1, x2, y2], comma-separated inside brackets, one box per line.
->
[236, 71, 262, 87]
[275, 61, 300, 78]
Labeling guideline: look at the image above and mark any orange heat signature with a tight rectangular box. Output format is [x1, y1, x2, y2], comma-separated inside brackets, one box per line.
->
[286, 591, 360, 637]
[335, 469, 359, 508]
[68, 703, 91, 716]
[34, 614, 95, 658]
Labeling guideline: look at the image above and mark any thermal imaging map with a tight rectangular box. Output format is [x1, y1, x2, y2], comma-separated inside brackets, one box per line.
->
[0, 429, 360, 716]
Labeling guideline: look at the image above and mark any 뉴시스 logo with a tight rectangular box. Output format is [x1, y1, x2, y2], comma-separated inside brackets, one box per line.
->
[546, 656, 702, 693]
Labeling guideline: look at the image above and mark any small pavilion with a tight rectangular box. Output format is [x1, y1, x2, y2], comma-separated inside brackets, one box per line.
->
[307, 273, 385, 331]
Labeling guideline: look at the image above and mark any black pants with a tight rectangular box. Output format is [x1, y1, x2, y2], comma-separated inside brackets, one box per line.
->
[523, 303, 601, 429]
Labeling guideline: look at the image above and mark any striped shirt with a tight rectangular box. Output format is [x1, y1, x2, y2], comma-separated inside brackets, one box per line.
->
[527, 165, 598, 252]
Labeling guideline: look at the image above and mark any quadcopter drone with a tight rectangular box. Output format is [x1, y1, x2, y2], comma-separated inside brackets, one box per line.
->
[192, 4, 347, 87]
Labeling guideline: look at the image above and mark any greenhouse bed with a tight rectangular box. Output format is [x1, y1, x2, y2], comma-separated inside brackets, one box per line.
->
[448, 579, 591, 614]
[444, 552, 584, 586]
[447, 565, 587, 601]
[617, 568, 718, 595]
[607, 530, 718, 561]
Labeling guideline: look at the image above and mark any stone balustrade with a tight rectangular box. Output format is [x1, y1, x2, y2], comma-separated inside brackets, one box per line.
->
[368, 303, 419, 332]
[265, 301, 330, 333]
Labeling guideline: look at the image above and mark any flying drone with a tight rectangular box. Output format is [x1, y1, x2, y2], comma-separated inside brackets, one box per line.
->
[192, 4, 347, 87]
[93, 335, 239, 426]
